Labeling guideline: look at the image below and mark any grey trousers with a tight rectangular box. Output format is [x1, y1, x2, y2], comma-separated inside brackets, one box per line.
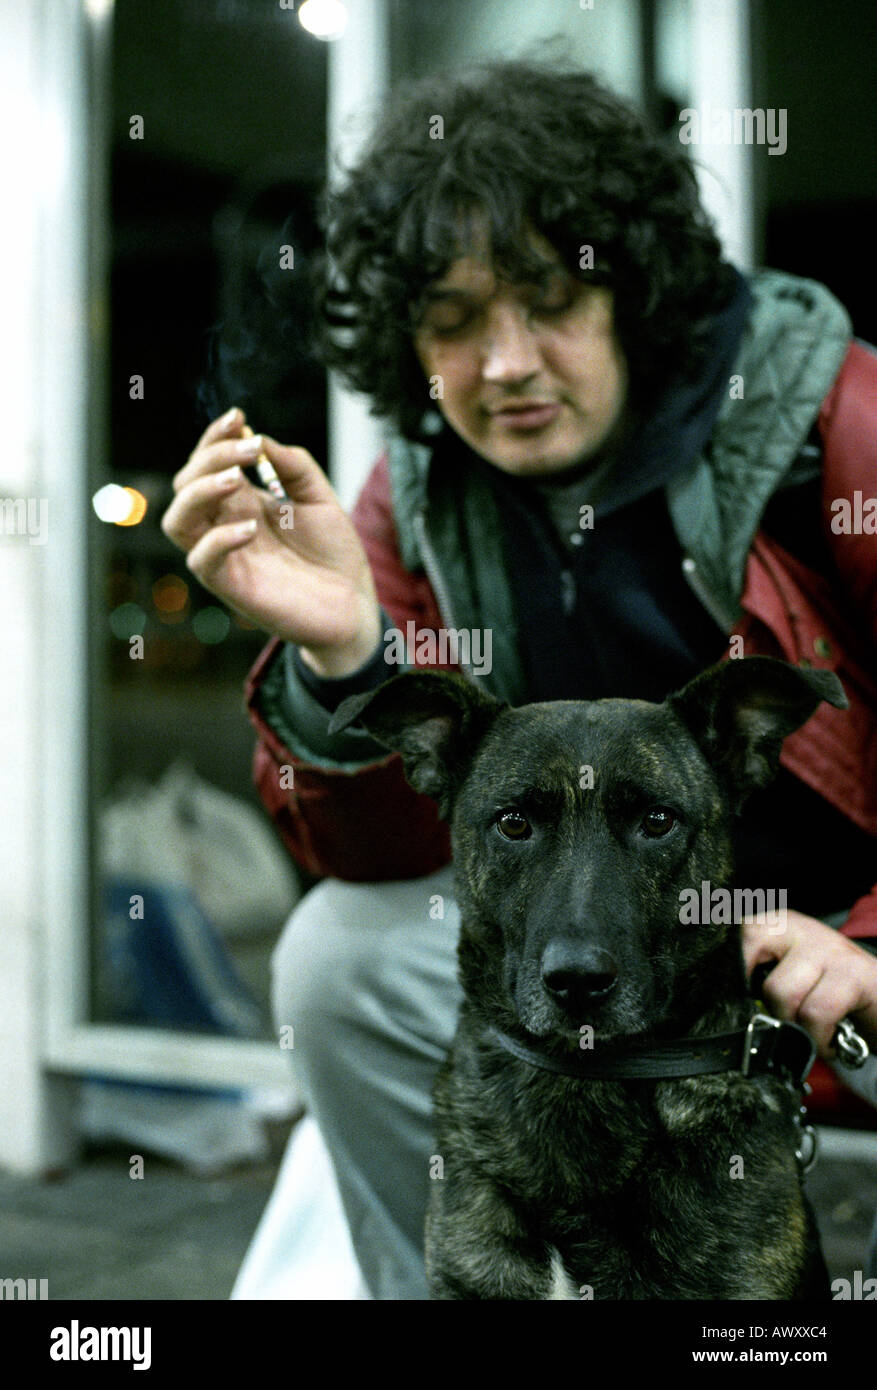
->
[270, 863, 461, 1301]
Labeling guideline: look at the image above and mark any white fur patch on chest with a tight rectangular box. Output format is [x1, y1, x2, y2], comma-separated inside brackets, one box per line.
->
[547, 1245, 580, 1300]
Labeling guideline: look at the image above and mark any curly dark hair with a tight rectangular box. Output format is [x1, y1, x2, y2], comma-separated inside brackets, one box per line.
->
[313, 57, 738, 443]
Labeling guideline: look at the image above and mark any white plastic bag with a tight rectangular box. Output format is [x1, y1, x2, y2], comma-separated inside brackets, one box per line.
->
[100, 758, 301, 940]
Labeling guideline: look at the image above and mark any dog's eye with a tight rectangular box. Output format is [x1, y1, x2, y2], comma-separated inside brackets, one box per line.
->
[640, 807, 676, 838]
[496, 811, 532, 840]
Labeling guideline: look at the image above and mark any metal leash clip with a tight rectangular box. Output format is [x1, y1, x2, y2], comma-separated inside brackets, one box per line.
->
[833, 1018, 870, 1069]
[795, 1101, 818, 1174]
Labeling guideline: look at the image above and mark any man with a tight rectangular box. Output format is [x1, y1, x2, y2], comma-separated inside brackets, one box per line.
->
[162, 60, 877, 1300]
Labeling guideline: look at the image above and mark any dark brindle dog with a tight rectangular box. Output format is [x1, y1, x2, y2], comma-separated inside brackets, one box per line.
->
[331, 656, 846, 1300]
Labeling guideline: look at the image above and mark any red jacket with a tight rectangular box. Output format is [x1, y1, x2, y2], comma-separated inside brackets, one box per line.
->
[244, 343, 877, 945]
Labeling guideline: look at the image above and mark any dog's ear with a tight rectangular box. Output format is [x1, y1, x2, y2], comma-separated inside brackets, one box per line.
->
[328, 671, 506, 816]
[667, 656, 848, 806]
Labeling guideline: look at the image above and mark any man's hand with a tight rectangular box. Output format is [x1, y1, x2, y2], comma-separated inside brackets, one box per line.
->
[742, 909, 877, 1061]
[162, 407, 382, 673]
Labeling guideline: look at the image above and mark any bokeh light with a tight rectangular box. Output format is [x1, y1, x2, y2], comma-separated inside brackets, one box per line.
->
[92, 484, 132, 523]
[152, 574, 189, 623]
[109, 603, 147, 640]
[116, 487, 148, 526]
[193, 606, 231, 645]
[92, 483, 148, 526]
[298, 0, 348, 42]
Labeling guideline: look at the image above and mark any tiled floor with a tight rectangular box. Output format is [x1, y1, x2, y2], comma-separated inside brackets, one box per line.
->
[0, 1122, 874, 1300]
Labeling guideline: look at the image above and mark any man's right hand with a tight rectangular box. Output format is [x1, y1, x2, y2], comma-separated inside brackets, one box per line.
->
[161, 407, 383, 677]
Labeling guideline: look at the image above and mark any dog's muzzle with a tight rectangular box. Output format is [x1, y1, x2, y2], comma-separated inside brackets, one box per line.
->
[540, 940, 618, 1015]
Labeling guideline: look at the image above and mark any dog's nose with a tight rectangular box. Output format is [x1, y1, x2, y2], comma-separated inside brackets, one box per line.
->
[540, 941, 619, 1011]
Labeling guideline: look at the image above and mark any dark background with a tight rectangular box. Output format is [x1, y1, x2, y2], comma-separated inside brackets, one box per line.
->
[752, 0, 877, 345]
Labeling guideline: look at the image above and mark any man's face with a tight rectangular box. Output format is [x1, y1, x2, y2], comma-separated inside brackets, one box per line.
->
[412, 229, 629, 477]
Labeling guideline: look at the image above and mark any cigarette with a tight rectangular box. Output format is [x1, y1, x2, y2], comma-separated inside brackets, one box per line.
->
[241, 424, 290, 502]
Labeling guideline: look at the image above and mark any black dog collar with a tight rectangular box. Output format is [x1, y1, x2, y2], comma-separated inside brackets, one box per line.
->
[486, 1013, 817, 1089]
